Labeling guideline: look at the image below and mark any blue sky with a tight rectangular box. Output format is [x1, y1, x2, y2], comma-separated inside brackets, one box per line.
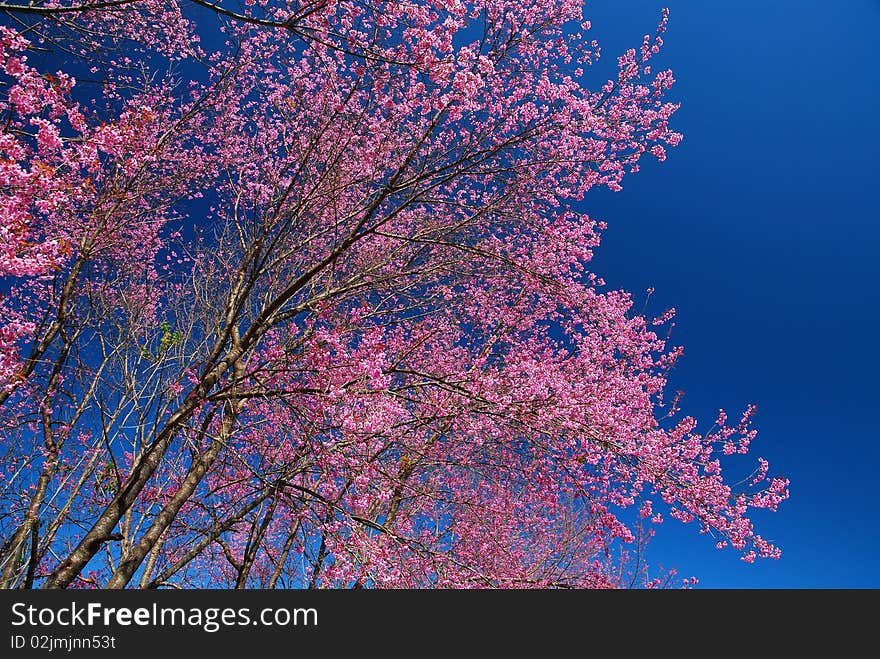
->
[583, 0, 880, 587]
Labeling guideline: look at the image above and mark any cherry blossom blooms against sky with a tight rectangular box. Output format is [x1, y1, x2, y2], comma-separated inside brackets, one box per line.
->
[586, 0, 880, 587]
[0, 0, 873, 589]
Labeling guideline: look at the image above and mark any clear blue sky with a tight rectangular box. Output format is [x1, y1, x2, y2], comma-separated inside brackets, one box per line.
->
[583, 0, 880, 587]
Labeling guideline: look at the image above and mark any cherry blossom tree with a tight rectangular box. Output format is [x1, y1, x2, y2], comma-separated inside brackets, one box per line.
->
[0, 1, 788, 589]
